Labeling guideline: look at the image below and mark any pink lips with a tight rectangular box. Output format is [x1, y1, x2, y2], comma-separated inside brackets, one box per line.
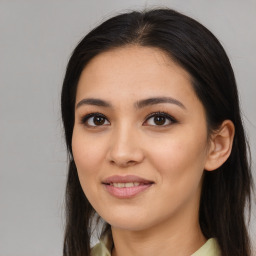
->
[102, 175, 154, 199]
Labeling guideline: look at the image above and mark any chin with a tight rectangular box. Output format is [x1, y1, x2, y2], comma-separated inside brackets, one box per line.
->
[101, 211, 156, 232]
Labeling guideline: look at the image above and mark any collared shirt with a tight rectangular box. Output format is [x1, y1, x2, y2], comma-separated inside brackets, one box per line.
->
[91, 233, 221, 256]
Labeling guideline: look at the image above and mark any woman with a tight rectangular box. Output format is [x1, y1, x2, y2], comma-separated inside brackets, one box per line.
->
[61, 8, 253, 256]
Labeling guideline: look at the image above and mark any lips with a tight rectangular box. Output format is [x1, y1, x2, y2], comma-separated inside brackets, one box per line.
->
[103, 175, 153, 184]
[102, 175, 154, 198]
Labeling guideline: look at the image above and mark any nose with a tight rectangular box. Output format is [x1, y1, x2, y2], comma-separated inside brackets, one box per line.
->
[107, 124, 144, 168]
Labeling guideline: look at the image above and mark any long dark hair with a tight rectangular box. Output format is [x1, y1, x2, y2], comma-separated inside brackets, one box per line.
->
[61, 8, 253, 256]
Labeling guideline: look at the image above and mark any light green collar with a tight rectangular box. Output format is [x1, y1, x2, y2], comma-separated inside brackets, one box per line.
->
[191, 238, 220, 256]
[91, 234, 221, 256]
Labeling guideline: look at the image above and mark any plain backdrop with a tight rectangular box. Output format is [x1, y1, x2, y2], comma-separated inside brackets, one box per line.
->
[0, 0, 255, 255]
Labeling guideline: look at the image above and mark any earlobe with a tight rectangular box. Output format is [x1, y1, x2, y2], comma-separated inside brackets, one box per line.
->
[204, 120, 235, 171]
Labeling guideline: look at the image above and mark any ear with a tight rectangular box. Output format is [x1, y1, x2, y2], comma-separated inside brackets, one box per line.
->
[204, 120, 235, 171]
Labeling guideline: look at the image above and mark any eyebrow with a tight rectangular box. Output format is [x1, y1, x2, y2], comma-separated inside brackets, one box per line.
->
[76, 97, 186, 110]
[135, 97, 186, 110]
[76, 98, 112, 109]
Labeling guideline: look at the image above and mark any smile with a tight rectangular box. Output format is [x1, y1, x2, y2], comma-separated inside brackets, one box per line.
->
[102, 175, 154, 198]
[110, 182, 140, 188]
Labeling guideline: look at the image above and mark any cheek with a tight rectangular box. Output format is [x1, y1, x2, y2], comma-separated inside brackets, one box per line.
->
[144, 134, 207, 218]
[72, 129, 105, 172]
[147, 131, 208, 186]
[71, 129, 108, 197]
[71, 130, 108, 207]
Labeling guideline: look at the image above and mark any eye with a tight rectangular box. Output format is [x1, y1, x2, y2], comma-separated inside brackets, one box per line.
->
[144, 112, 176, 126]
[81, 113, 110, 127]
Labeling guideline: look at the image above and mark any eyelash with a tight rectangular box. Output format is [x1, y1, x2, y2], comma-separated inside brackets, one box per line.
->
[144, 112, 177, 126]
[80, 111, 177, 127]
[80, 112, 109, 127]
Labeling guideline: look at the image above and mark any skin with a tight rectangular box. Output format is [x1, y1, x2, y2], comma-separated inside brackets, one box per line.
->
[72, 46, 234, 256]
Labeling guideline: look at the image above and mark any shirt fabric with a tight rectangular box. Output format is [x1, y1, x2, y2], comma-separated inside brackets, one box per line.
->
[91, 233, 221, 256]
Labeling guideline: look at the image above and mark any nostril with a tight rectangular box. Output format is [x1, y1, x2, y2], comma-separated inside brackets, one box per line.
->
[127, 160, 136, 164]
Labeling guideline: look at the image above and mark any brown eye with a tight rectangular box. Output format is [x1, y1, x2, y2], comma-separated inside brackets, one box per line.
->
[82, 113, 110, 127]
[144, 112, 176, 126]
[93, 116, 105, 126]
[153, 116, 166, 125]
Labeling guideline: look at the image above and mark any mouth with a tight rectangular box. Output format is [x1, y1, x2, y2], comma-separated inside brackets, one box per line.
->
[108, 182, 144, 188]
[102, 175, 154, 198]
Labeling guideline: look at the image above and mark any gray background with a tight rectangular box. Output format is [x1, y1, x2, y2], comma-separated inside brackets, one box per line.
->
[0, 0, 255, 255]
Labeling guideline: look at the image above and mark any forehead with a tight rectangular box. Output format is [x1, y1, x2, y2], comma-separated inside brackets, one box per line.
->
[76, 46, 195, 104]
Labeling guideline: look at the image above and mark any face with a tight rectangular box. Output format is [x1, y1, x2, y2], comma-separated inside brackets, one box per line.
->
[72, 46, 211, 232]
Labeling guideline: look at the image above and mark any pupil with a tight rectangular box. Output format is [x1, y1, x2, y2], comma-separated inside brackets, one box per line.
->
[154, 116, 165, 125]
[93, 116, 104, 125]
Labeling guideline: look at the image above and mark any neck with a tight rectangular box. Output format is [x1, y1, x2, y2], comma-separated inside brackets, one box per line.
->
[111, 213, 206, 256]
